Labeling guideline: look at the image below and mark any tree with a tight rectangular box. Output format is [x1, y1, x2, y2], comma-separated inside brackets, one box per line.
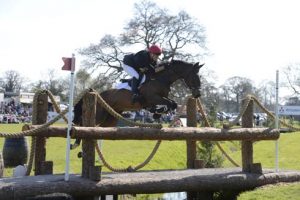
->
[30, 69, 68, 101]
[256, 80, 276, 111]
[75, 68, 92, 94]
[78, 0, 207, 99]
[282, 63, 300, 97]
[1, 70, 23, 93]
[220, 76, 254, 112]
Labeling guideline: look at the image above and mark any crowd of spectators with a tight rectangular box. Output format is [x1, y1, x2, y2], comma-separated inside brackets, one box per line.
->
[125, 110, 181, 124]
[0, 100, 32, 123]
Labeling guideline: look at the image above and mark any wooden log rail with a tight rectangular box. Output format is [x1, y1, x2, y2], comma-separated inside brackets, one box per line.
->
[25, 125, 280, 141]
[0, 168, 300, 200]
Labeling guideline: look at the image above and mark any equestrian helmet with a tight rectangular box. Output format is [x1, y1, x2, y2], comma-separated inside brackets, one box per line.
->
[149, 44, 162, 55]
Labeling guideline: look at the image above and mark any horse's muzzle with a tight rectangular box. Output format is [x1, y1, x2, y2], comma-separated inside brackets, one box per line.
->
[192, 89, 201, 98]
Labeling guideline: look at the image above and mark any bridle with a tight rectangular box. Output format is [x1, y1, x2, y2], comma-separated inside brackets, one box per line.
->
[167, 61, 201, 91]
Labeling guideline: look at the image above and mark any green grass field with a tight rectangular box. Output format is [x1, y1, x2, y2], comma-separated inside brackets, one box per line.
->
[0, 123, 300, 199]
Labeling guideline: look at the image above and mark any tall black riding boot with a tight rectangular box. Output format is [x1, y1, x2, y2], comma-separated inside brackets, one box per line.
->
[131, 77, 141, 103]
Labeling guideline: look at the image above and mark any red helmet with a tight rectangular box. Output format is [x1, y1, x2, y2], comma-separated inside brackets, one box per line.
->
[148, 44, 162, 55]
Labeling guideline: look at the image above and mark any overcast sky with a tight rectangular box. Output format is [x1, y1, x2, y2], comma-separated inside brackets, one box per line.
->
[1, 0, 299, 89]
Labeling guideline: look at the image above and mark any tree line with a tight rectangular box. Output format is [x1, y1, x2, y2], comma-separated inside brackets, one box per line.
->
[0, 0, 299, 113]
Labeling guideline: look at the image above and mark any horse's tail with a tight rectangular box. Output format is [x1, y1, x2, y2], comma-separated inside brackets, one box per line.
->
[70, 106, 111, 150]
[70, 90, 114, 150]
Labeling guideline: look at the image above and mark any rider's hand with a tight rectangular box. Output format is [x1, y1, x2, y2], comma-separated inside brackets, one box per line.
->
[155, 66, 165, 73]
[139, 67, 148, 73]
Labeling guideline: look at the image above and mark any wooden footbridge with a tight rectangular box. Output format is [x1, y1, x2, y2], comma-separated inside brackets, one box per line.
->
[0, 91, 299, 200]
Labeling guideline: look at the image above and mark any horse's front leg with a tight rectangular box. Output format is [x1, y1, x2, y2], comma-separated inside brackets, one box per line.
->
[165, 97, 177, 110]
[146, 95, 177, 115]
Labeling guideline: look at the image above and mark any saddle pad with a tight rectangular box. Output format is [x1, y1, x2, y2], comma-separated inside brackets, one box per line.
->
[115, 78, 145, 91]
[115, 82, 131, 91]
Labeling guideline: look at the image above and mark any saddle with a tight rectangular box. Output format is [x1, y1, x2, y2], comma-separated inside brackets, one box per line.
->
[119, 77, 169, 118]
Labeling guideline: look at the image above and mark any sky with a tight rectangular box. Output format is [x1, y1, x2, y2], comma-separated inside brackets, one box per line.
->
[0, 0, 300, 89]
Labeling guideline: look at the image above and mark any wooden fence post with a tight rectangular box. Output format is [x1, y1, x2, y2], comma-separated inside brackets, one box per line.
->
[186, 97, 197, 168]
[32, 92, 48, 175]
[186, 98, 211, 200]
[241, 98, 254, 172]
[81, 92, 97, 178]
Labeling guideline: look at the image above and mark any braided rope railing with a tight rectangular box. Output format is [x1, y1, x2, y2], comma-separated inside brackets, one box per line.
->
[196, 94, 300, 168]
[27, 89, 90, 175]
[224, 95, 252, 128]
[196, 98, 240, 167]
[251, 95, 300, 131]
[94, 90, 162, 128]
[93, 90, 163, 172]
[95, 140, 162, 172]
[46, 90, 69, 123]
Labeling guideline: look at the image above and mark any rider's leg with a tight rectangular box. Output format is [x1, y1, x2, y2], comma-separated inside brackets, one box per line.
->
[131, 76, 140, 95]
[131, 75, 145, 103]
[122, 64, 143, 103]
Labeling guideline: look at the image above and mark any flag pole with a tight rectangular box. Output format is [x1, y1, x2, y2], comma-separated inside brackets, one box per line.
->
[275, 70, 279, 172]
[64, 54, 76, 181]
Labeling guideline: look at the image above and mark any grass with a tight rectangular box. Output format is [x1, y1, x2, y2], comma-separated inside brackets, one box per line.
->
[0, 123, 300, 199]
[238, 183, 300, 200]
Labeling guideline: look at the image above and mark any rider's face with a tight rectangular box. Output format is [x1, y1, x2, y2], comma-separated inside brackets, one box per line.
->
[150, 53, 160, 61]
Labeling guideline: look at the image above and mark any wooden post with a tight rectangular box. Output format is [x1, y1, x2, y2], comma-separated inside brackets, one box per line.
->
[241, 98, 254, 172]
[32, 92, 48, 175]
[186, 98, 212, 200]
[81, 92, 97, 200]
[186, 97, 197, 169]
[81, 92, 97, 178]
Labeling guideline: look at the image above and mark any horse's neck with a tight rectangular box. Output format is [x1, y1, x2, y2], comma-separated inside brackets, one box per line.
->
[146, 70, 176, 87]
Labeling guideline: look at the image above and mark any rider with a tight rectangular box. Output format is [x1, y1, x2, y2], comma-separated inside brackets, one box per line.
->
[122, 44, 162, 103]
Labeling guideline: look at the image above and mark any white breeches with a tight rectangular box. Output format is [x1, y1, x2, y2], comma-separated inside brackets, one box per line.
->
[122, 64, 146, 83]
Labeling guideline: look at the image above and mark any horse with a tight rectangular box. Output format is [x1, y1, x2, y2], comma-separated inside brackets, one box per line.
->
[72, 60, 204, 147]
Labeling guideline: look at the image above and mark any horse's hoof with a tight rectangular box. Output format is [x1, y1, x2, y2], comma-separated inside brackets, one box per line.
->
[149, 107, 156, 113]
[77, 152, 82, 158]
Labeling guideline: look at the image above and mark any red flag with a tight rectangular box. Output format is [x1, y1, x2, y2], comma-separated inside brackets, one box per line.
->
[62, 57, 75, 71]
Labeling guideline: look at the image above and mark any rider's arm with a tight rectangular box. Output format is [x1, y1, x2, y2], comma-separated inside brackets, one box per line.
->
[154, 66, 165, 73]
[133, 51, 150, 73]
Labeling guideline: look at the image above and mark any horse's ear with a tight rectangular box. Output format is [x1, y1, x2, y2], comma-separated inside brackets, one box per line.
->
[194, 62, 204, 72]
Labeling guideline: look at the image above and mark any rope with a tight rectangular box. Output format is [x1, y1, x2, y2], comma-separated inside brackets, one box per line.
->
[196, 98, 240, 167]
[251, 95, 300, 131]
[94, 90, 162, 128]
[95, 140, 161, 172]
[26, 136, 36, 176]
[223, 95, 252, 128]
[90, 89, 162, 172]
[46, 90, 69, 123]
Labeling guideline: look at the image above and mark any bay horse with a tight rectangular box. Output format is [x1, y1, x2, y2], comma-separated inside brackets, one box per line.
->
[72, 60, 203, 147]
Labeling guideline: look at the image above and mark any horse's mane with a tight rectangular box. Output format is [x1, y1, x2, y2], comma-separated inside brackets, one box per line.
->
[163, 59, 191, 68]
[171, 59, 186, 64]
